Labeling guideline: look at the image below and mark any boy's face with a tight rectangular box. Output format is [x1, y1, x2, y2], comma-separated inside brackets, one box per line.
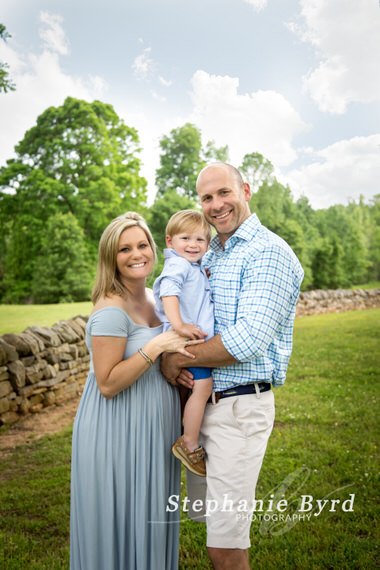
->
[166, 229, 209, 263]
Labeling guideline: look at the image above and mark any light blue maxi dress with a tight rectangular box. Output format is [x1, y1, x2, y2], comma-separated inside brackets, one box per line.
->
[70, 307, 181, 570]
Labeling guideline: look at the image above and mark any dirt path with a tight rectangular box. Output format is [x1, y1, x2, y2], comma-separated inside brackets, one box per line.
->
[0, 398, 80, 458]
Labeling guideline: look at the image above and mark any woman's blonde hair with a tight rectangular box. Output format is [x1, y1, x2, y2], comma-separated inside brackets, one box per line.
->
[91, 212, 157, 304]
[166, 209, 212, 242]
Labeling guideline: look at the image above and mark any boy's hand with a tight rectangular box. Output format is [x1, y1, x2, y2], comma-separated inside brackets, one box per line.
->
[176, 323, 207, 340]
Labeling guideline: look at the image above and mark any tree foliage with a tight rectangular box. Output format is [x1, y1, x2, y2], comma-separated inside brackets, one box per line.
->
[155, 123, 204, 199]
[155, 124, 230, 200]
[32, 213, 93, 303]
[203, 140, 230, 163]
[240, 152, 274, 193]
[0, 108, 378, 303]
[0, 24, 15, 93]
[0, 97, 147, 303]
[240, 153, 378, 291]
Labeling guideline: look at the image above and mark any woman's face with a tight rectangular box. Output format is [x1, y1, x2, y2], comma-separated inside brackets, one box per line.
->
[116, 226, 155, 284]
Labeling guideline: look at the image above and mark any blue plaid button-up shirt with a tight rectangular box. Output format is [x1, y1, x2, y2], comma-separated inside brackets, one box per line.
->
[203, 214, 304, 391]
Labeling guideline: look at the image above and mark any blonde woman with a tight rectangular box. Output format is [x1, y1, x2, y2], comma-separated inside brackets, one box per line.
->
[70, 212, 203, 570]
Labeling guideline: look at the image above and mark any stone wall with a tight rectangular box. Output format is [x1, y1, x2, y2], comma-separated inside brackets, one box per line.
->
[0, 288, 379, 426]
[0, 316, 90, 426]
[296, 288, 380, 317]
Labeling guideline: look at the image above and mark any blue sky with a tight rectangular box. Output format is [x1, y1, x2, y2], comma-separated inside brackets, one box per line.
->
[1, 0, 379, 208]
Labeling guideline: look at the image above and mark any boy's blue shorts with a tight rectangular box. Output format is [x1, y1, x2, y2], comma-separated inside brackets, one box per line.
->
[186, 366, 212, 380]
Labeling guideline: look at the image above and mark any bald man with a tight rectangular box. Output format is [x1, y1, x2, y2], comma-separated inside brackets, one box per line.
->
[162, 163, 304, 570]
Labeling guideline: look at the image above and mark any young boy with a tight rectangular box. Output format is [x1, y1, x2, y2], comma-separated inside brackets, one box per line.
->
[153, 210, 214, 477]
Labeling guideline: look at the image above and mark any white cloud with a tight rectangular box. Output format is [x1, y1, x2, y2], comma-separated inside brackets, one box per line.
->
[88, 75, 108, 97]
[151, 89, 166, 102]
[39, 11, 69, 55]
[283, 135, 380, 209]
[243, 0, 268, 12]
[0, 13, 107, 168]
[189, 70, 308, 168]
[158, 75, 172, 87]
[132, 47, 154, 80]
[287, 0, 380, 114]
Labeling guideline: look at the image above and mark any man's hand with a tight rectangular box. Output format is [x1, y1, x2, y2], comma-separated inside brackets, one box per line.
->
[160, 352, 195, 389]
[161, 334, 237, 388]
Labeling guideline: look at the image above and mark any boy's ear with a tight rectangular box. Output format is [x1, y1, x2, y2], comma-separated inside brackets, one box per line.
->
[165, 235, 173, 248]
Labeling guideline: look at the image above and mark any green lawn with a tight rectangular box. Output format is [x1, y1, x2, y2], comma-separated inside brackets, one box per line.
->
[0, 309, 379, 569]
[0, 302, 92, 335]
[350, 281, 380, 290]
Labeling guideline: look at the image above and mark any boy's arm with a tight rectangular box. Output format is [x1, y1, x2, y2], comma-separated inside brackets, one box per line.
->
[162, 296, 206, 340]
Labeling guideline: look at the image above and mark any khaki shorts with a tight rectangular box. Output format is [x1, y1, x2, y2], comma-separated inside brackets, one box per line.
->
[187, 389, 275, 549]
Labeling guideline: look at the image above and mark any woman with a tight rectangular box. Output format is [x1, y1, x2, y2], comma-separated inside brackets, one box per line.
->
[70, 212, 202, 570]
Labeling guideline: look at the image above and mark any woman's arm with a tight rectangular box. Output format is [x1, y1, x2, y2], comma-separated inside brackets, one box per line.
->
[92, 331, 203, 399]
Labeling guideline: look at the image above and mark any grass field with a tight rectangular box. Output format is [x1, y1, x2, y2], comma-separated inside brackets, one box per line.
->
[350, 281, 380, 290]
[0, 309, 379, 569]
[0, 302, 93, 336]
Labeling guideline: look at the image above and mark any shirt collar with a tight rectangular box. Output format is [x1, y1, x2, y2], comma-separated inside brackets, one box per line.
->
[209, 213, 261, 252]
[163, 248, 202, 266]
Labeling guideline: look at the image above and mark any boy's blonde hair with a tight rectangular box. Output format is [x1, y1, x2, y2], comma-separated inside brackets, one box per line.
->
[91, 212, 157, 304]
[166, 210, 212, 242]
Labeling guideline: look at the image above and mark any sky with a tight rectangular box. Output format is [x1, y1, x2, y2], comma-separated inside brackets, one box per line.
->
[1, 0, 379, 209]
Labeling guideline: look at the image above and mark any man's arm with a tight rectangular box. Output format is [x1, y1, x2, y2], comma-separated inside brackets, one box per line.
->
[162, 243, 301, 387]
[160, 334, 237, 386]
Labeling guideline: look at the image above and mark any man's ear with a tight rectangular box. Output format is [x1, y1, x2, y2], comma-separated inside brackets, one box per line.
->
[165, 235, 173, 248]
[243, 182, 252, 202]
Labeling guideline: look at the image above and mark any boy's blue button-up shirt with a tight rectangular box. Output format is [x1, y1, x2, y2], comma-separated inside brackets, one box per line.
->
[153, 248, 214, 340]
[203, 214, 304, 390]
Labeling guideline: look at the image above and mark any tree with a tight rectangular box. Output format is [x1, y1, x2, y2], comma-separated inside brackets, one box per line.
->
[32, 213, 93, 303]
[250, 180, 315, 289]
[240, 152, 274, 192]
[314, 205, 370, 288]
[367, 195, 380, 281]
[0, 24, 15, 93]
[155, 123, 205, 199]
[0, 97, 147, 302]
[155, 125, 231, 200]
[311, 235, 346, 289]
[250, 179, 295, 235]
[203, 140, 230, 163]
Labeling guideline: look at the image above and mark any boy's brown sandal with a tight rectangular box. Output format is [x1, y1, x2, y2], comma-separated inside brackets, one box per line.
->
[171, 435, 206, 477]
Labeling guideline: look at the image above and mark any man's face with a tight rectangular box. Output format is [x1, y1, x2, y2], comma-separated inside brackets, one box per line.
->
[197, 166, 251, 245]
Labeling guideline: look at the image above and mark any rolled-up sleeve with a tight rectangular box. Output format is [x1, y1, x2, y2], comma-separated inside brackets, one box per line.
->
[221, 245, 296, 362]
[156, 256, 190, 298]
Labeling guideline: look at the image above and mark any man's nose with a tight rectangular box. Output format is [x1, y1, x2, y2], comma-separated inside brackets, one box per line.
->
[211, 196, 224, 210]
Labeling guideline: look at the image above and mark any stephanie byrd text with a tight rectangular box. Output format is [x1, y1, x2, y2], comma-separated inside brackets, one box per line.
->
[166, 493, 355, 518]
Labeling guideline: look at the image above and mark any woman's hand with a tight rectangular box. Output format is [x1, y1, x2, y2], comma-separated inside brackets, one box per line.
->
[156, 329, 204, 359]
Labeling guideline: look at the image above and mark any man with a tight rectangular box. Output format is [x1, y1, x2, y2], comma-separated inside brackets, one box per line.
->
[162, 162, 304, 570]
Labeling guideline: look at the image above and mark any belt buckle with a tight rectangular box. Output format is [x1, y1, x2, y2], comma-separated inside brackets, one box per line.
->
[210, 392, 221, 405]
